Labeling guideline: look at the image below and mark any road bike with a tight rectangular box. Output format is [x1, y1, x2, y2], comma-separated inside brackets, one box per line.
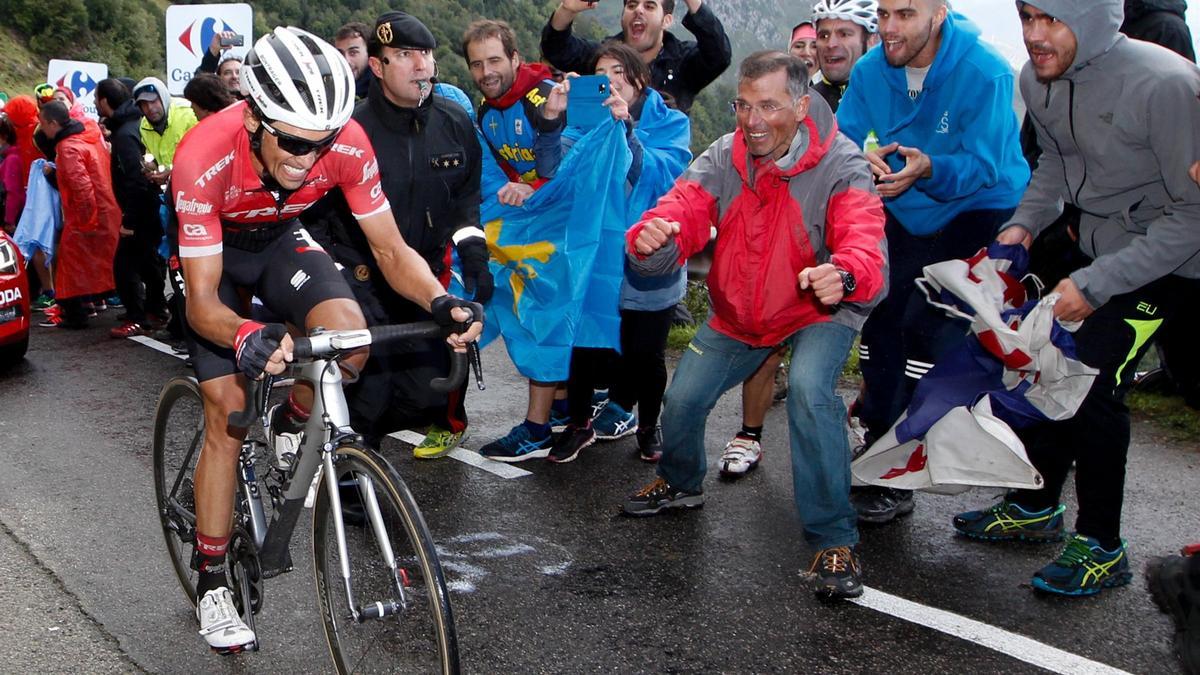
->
[153, 321, 474, 673]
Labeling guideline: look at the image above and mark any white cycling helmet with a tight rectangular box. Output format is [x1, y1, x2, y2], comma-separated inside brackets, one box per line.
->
[811, 0, 879, 34]
[240, 26, 355, 132]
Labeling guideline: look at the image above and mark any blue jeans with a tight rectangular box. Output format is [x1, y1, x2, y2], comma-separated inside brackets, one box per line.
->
[659, 320, 859, 550]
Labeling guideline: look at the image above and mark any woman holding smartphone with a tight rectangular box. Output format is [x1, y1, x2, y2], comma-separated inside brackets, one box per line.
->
[540, 41, 692, 464]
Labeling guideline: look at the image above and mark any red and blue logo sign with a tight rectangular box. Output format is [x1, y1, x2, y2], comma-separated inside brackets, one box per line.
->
[56, 71, 98, 101]
[178, 17, 236, 57]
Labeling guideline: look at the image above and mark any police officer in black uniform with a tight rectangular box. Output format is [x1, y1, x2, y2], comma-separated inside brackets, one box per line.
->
[309, 11, 490, 456]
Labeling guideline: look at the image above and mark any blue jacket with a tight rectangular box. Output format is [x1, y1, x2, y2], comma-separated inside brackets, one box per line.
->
[838, 12, 1029, 235]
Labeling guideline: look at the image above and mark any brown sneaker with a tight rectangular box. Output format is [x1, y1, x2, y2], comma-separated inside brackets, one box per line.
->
[804, 546, 864, 600]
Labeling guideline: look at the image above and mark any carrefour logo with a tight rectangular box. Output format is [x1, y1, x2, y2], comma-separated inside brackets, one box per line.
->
[178, 17, 236, 57]
[56, 71, 97, 101]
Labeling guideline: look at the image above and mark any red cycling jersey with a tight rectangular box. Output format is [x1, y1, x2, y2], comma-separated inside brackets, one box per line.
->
[172, 101, 388, 259]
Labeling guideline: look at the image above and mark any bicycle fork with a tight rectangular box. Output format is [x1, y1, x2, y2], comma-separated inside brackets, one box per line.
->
[322, 448, 409, 623]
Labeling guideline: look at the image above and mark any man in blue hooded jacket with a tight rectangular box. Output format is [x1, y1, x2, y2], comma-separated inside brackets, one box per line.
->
[836, 0, 1031, 524]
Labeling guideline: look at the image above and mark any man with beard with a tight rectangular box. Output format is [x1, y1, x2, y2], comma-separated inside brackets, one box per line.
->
[334, 22, 374, 100]
[131, 77, 197, 187]
[462, 19, 568, 461]
[953, 0, 1200, 600]
[540, 0, 732, 113]
[196, 30, 245, 98]
[314, 11, 489, 459]
[835, 0, 1030, 524]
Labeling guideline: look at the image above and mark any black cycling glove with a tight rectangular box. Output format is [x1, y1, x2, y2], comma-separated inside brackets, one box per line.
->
[430, 295, 484, 330]
[233, 321, 288, 380]
[456, 236, 494, 305]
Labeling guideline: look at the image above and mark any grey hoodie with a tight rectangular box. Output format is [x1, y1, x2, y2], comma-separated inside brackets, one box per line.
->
[1004, 0, 1200, 308]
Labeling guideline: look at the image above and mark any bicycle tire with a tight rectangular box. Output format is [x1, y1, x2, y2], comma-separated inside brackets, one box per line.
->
[312, 445, 459, 674]
[152, 375, 206, 606]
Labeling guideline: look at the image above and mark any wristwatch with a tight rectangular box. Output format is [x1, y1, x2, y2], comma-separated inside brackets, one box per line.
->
[837, 268, 857, 296]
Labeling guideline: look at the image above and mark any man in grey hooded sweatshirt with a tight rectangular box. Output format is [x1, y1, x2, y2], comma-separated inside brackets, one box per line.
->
[952, 0, 1200, 597]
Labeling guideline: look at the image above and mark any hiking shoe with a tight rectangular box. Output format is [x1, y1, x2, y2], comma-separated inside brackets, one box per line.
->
[622, 477, 704, 516]
[805, 546, 864, 600]
[267, 404, 303, 471]
[106, 295, 123, 308]
[414, 425, 464, 460]
[1146, 553, 1199, 632]
[547, 423, 595, 464]
[197, 587, 257, 654]
[109, 321, 146, 339]
[953, 500, 1066, 542]
[719, 435, 762, 477]
[549, 406, 571, 434]
[31, 293, 55, 311]
[479, 423, 552, 462]
[635, 425, 663, 463]
[1031, 534, 1132, 597]
[592, 400, 638, 440]
[851, 486, 915, 525]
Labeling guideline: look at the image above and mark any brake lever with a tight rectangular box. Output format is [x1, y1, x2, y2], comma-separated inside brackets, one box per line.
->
[468, 341, 485, 390]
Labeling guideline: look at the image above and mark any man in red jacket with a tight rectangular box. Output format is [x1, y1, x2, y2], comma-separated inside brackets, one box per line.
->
[621, 51, 887, 600]
[36, 101, 120, 328]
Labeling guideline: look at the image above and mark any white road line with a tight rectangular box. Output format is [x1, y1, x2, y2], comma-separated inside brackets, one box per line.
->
[851, 586, 1132, 675]
[127, 335, 187, 360]
[388, 430, 533, 479]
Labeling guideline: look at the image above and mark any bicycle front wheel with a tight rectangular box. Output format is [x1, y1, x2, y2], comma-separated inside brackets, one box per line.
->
[313, 445, 459, 674]
[152, 375, 205, 606]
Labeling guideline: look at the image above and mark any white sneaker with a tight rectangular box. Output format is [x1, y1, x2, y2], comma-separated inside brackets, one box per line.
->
[197, 588, 256, 653]
[267, 404, 302, 470]
[719, 435, 762, 477]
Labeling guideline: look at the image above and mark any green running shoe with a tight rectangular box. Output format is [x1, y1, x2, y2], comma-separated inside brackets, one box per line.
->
[413, 425, 465, 460]
[953, 500, 1066, 542]
[1032, 534, 1132, 597]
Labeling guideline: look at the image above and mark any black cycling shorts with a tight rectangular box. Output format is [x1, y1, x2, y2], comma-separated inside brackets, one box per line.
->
[174, 219, 356, 382]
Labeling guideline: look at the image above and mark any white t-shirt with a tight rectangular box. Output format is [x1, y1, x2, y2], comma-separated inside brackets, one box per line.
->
[905, 64, 931, 101]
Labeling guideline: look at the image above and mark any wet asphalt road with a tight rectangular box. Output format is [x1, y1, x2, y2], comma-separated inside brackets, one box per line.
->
[0, 313, 1196, 674]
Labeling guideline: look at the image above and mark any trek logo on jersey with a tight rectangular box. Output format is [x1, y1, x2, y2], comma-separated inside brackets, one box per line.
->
[225, 201, 315, 220]
[497, 144, 535, 164]
[331, 143, 365, 159]
[195, 151, 236, 187]
[361, 159, 379, 183]
[0, 288, 23, 306]
[181, 223, 209, 239]
[175, 193, 214, 215]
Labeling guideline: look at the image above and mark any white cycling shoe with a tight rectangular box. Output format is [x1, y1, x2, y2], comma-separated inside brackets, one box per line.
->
[197, 587, 256, 654]
[719, 435, 763, 477]
[267, 404, 303, 471]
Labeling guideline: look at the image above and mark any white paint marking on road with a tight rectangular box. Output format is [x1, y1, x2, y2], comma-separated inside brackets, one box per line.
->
[389, 430, 533, 479]
[128, 335, 187, 360]
[851, 586, 1132, 675]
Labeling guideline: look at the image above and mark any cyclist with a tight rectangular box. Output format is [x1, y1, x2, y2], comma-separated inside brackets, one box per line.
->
[169, 26, 482, 653]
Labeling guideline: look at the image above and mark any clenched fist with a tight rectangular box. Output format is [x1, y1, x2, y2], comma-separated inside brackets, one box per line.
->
[633, 218, 680, 256]
[799, 263, 845, 306]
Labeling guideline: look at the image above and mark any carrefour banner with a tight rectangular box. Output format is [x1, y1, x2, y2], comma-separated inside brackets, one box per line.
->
[46, 60, 108, 120]
[165, 3, 253, 95]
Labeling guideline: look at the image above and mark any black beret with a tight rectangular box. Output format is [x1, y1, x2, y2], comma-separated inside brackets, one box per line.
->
[373, 11, 436, 50]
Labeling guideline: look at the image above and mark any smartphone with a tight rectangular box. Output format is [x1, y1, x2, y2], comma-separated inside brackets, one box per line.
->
[567, 75, 611, 129]
[221, 34, 245, 47]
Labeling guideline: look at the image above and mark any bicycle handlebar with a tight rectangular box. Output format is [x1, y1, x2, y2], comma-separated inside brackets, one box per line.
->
[228, 321, 473, 428]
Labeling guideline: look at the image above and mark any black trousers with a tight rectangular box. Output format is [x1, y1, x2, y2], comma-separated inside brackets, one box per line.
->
[1012, 274, 1197, 544]
[113, 215, 167, 324]
[564, 306, 674, 429]
[858, 207, 1014, 443]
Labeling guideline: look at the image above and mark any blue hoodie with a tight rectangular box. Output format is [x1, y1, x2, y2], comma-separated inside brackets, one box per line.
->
[838, 12, 1029, 235]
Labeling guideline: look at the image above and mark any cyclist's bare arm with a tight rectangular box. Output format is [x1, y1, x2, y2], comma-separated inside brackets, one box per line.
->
[358, 210, 484, 349]
[181, 253, 294, 374]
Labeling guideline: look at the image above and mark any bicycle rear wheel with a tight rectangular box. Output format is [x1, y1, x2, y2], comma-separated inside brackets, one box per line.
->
[312, 445, 459, 674]
[152, 375, 206, 606]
